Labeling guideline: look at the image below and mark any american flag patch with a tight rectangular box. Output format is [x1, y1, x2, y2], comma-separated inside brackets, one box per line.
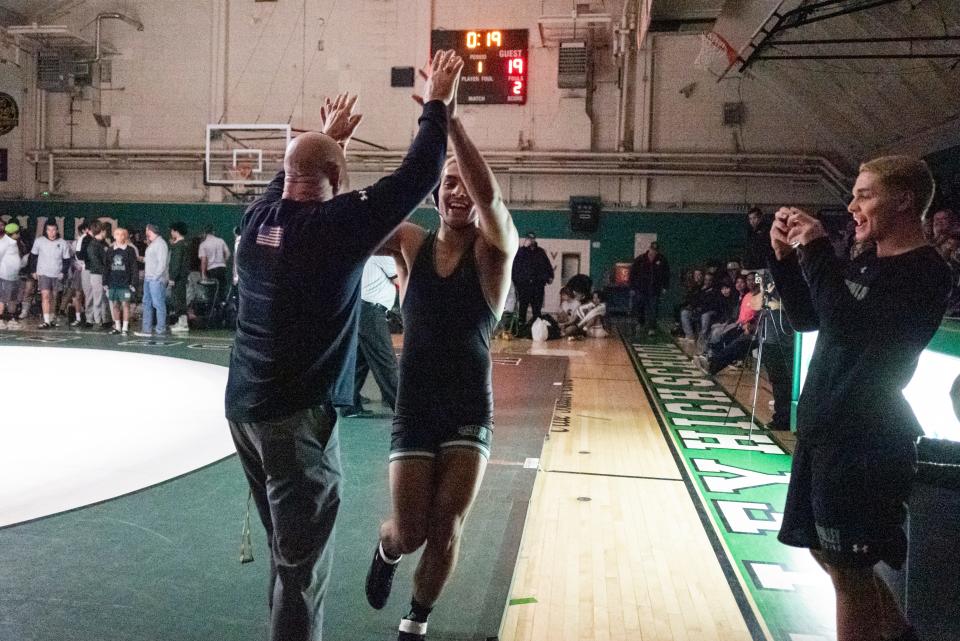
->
[256, 224, 283, 248]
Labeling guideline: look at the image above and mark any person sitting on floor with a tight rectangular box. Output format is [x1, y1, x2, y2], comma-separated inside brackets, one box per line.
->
[556, 286, 580, 325]
[563, 290, 608, 339]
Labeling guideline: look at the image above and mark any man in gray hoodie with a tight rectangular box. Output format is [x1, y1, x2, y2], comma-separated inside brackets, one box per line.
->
[137, 223, 169, 336]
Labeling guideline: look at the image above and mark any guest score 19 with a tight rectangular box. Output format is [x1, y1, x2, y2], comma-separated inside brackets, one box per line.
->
[430, 29, 529, 105]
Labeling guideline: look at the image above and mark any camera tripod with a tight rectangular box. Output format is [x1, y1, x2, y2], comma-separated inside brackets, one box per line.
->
[705, 290, 794, 432]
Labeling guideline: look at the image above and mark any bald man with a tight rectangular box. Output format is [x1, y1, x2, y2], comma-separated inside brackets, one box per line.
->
[225, 50, 463, 641]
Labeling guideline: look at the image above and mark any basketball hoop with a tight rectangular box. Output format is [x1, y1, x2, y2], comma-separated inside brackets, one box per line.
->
[226, 164, 253, 191]
[232, 163, 253, 180]
[694, 31, 738, 76]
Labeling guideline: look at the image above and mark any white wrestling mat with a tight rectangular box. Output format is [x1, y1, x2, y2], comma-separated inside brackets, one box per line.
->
[0, 347, 234, 528]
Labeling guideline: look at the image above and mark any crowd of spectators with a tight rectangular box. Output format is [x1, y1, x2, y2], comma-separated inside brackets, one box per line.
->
[0, 220, 234, 335]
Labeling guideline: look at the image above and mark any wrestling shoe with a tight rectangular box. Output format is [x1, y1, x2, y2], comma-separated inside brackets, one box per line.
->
[365, 541, 401, 609]
[397, 620, 428, 641]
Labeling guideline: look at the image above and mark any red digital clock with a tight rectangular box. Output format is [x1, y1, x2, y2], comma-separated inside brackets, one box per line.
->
[430, 29, 528, 105]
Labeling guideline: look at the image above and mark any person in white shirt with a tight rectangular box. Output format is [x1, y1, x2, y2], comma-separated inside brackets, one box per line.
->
[343, 256, 400, 418]
[136, 224, 170, 336]
[30, 220, 72, 329]
[198, 225, 231, 308]
[0, 223, 27, 330]
[562, 290, 608, 338]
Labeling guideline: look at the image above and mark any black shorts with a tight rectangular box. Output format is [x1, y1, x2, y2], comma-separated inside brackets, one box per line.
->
[390, 410, 493, 462]
[778, 437, 916, 569]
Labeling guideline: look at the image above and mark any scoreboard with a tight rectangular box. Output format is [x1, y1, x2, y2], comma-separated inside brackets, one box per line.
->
[430, 29, 528, 105]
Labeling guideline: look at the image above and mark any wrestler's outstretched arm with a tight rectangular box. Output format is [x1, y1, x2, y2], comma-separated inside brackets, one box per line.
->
[447, 117, 518, 256]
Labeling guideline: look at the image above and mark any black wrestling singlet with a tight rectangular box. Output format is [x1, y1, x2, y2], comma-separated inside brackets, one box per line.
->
[394, 231, 498, 426]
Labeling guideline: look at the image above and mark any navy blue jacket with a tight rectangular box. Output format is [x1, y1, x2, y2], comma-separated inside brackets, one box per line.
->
[225, 101, 448, 422]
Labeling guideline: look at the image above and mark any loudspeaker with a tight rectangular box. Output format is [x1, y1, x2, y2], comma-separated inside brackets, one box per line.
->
[570, 196, 601, 233]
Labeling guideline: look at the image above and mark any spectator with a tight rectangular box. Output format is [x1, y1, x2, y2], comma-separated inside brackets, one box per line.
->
[511, 231, 553, 325]
[136, 224, 169, 337]
[17, 226, 34, 322]
[717, 281, 739, 325]
[565, 273, 593, 302]
[78, 221, 100, 328]
[199, 225, 231, 308]
[343, 256, 400, 418]
[629, 241, 670, 336]
[931, 208, 956, 243]
[680, 271, 722, 345]
[70, 222, 91, 327]
[83, 221, 108, 330]
[943, 232, 960, 318]
[743, 206, 771, 270]
[563, 290, 608, 339]
[168, 222, 190, 333]
[106, 227, 139, 335]
[702, 274, 760, 357]
[31, 220, 72, 329]
[0, 223, 25, 330]
[556, 286, 580, 325]
[724, 260, 741, 286]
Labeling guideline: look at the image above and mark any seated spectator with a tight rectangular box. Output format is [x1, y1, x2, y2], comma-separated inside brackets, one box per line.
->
[680, 271, 722, 345]
[565, 273, 593, 302]
[704, 274, 760, 357]
[724, 261, 741, 287]
[556, 286, 580, 325]
[672, 268, 703, 331]
[563, 290, 608, 339]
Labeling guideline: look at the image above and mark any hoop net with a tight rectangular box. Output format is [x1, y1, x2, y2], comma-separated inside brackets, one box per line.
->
[227, 163, 254, 190]
[693, 31, 738, 75]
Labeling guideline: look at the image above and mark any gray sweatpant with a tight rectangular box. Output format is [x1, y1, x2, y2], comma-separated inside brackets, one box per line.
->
[228, 403, 342, 641]
[87, 273, 105, 324]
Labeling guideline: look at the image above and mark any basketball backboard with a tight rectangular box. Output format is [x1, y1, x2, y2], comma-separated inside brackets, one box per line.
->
[204, 123, 291, 187]
[695, 0, 788, 78]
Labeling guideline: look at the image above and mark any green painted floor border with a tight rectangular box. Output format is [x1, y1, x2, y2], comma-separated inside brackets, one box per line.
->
[619, 329, 836, 641]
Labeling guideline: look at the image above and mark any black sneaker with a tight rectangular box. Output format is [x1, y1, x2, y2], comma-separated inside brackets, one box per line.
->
[70, 319, 83, 327]
[365, 542, 400, 610]
[37, 322, 52, 330]
[109, 328, 121, 335]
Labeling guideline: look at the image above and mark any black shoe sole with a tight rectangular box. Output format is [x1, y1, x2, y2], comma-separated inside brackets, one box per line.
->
[365, 543, 399, 610]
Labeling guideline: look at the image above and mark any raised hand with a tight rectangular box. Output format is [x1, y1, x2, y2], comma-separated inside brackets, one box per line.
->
[785, 208, 827, 249]
[413, 50, 463, 109]
[771, 207, 794, 261]
[320, 93, 363, 148]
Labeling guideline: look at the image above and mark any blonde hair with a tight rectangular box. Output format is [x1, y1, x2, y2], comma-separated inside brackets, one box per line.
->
[859, 155, 935, 219]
